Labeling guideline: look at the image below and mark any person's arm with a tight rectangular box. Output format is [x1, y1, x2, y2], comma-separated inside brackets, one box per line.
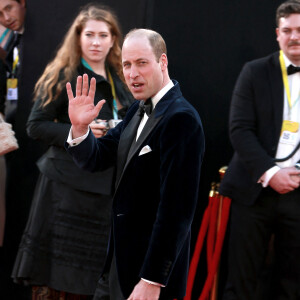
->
[66, 74, 127, 172]
[27, 89, 71, 146]
[229, 63, 300, 193]
[258, 165, 300, 193]
[229, 63, 278, 181]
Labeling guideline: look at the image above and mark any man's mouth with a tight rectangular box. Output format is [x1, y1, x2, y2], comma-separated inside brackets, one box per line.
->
[8, 21, 16, 29]
[132, 83, 143, 88]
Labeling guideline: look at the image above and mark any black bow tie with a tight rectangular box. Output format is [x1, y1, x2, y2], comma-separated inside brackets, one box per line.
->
[287, 64, 300, 75]
[138, 99, 153, 117]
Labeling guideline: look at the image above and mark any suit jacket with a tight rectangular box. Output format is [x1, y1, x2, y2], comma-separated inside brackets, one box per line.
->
[219, 51, 284, 205]
[67, 81, 205, 298]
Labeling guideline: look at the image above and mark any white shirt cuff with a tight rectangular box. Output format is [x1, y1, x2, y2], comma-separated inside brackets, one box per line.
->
[141, 278, 165, 287]
[66, 127, 90, 147]
[258, 166, 281, 187]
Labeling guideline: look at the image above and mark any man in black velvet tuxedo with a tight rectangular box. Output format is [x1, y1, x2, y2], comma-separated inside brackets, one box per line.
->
[66, 29, 205, 300]
[220, 1, 300, 299]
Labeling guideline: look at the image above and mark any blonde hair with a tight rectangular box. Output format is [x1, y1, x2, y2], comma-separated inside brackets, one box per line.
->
[34, 3, 123, 105]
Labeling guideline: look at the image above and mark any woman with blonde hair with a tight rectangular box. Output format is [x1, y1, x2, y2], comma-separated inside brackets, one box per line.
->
[12, 3, 133, 299]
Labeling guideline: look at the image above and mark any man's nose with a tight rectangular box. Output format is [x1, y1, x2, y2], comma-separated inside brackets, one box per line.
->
[3, 12, 11, 23]
[130, 66, 139, 78]
[291, 31, 300, 39]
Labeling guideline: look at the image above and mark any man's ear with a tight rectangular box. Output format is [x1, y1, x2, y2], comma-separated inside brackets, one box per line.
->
[160, 53, 168, 70]
[276, 28, 279, 42]
[20, 0, 26, 8]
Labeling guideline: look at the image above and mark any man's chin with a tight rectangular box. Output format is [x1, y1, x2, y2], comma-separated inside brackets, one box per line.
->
[131, 93, 145, 100]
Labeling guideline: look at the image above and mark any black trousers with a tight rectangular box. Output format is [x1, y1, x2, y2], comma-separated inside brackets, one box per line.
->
[93, 254, 124, 300]
[222, 188, 300, 300]
[93, 254, 176, 300]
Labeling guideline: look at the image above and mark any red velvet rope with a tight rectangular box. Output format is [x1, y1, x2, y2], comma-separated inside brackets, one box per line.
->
[183, 195, 231, 300]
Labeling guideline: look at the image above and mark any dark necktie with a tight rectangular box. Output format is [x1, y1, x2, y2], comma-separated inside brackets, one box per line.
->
[287, 64, 300, 75]
[138, 99, 152, 116]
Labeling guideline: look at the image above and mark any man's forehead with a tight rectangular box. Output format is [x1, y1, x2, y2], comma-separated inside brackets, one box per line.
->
[123, 35, 149, 49]
[0, 0, 18, 9]
[278, 14, 300, 26]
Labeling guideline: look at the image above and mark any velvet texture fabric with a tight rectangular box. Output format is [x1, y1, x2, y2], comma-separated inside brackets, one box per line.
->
[67, 81, 205, 298]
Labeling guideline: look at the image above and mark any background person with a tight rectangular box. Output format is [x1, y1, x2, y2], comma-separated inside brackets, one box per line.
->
[12, 4, 133, 299]
[0, 0, 28, 299]
[220, 1, 300, 299]
[66, 28, 205, 300]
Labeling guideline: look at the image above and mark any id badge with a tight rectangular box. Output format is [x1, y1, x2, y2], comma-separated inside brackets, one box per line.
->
[6, 78, 18, 101]
[279, 120, 299, 146]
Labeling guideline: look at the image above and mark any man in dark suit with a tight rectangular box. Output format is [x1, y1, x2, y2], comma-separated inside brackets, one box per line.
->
[66, 28, 205, 300]
[220, 1, 300, 299]
[0, 0, 26, 121]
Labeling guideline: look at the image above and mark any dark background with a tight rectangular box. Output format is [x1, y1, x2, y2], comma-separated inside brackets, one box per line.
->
[3, 0, 284, 299]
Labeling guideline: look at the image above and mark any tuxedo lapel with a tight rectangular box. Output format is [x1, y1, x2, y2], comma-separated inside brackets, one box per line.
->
[127, 111, 163, 163]
[115, 109, 163, 192]
[115, 110, 142, 186]
[115, 81, 180, 192]
[268, 52, 284, 141]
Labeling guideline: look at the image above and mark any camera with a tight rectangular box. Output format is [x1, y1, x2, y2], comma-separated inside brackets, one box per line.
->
[108, 119, 122, 128]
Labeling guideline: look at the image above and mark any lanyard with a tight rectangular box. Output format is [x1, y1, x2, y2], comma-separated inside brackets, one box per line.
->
[107, 69, 118, 119]
[279, 50, 299, 110]
[0, 28, 10, 43]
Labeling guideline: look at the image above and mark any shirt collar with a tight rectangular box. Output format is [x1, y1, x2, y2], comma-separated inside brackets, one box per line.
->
[15, 27, 24, 35]
[282, 52, 298, 67]
[151, 80, 174, 109]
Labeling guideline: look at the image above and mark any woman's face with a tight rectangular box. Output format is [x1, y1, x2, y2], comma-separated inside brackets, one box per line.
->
[80, 19, 114, 66]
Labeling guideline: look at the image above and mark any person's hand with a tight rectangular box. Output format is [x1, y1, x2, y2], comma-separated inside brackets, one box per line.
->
[290, 166, 300, 185]
[269, 167, 300, 194]
[66, 74, 106, 138]
[127, 279, 161, 300]
[89, 119, 108, 138]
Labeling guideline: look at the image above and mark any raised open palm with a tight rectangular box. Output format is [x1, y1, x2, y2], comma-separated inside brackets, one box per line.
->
[67, 74, 106, 136]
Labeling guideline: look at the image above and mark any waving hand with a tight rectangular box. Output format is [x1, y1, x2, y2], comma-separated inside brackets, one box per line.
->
[67, 74, 106, 138]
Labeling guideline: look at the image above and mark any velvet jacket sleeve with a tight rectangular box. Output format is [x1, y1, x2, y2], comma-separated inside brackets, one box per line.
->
[66, 102, 137, 173]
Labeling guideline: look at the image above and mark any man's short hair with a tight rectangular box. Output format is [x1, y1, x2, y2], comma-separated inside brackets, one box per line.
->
[276, 0, 300, 26]
[124, 28, 167, 62]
